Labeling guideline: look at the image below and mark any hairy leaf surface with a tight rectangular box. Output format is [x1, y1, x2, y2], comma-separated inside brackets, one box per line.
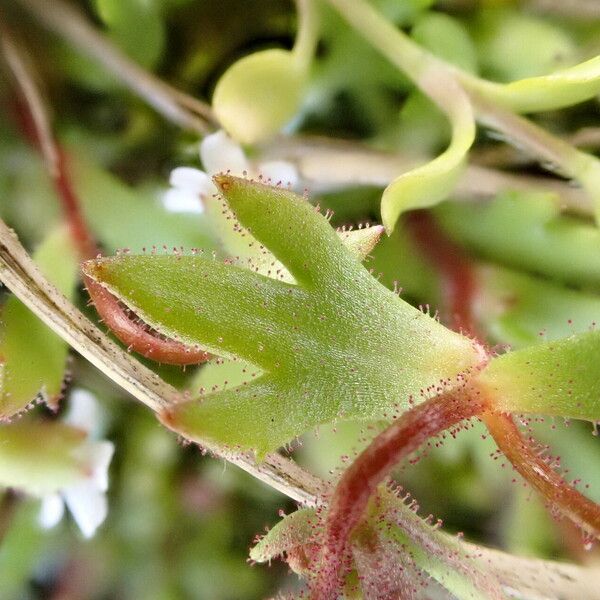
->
[84, 176, 482, 454]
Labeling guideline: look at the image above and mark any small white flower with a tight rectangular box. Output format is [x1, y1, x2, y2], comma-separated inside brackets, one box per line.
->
[38, 389, 114, 539]
[161, 130, 299, 214]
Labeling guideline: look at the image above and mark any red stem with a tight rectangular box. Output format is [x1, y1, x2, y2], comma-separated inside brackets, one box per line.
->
[55, 149, 98, 261]
[85, 280, 210, 364]
[408, 208, 600, 543]
[312, 387, 487, 600]
[405, 211, 481, 339]
[483, 412, 600, 541]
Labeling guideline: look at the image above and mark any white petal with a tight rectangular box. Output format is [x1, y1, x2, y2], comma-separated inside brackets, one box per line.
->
[162, 188, 205, 213]
[89, 441, 115, 492]
[169, 167, 212, 195]
[256, 160, 299, 188]
[62, 481, 108, 539]
[38, 493, 65, 530]
[63, 389, 105, 438]
[200, 130, 249, 176]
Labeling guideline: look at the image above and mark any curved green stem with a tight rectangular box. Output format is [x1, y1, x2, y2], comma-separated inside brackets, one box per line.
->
[294, 0, 319, 69]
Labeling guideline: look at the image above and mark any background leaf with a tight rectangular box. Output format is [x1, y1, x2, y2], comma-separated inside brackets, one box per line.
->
[0, 228, 77, 419]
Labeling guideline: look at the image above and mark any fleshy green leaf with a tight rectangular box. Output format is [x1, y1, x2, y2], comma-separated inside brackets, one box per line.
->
[212, 49, 308, 144]
[479, 331, 600, 422]
[188, 225, 384, 389]
[84, 176, 482, 454]
[0, 228, 77, 419]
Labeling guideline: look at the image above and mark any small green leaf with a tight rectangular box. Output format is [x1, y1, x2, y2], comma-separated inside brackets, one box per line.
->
[94, 0, 165, 69]
[0, 228, 77, 419]
[254, 492, 600, 599]
[474, 8, 576, 82]
[84, 176, 482, 454]
[412, 13, 478, 74]
[250, 507, 318, 565]
[479, 331, 600, 422]
[380, 81, 475, 232]
[212, 49, 307, 144]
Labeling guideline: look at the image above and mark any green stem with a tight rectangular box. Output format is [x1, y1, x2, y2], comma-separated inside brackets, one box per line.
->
[294, 0, 319, 69]
[324, 0, 600, 221]
[323, 0, 444, 106]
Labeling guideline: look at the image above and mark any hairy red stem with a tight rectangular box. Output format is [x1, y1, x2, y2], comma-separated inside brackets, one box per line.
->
[409, 208, 600, 544]
[312, 387, 487, 600]
[85, 280, 210, 364]
[483, 411, 600, 541]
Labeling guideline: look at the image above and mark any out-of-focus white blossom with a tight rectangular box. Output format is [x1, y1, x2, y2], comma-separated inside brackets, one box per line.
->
[37, 389, 114, 539]
[161, 130, 299, 214]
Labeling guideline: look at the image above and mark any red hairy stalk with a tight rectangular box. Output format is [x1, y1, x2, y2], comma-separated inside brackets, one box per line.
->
[3, 32, 209, 365]
[85, 280, 211, 364]
[483, 411, 600, 541]
[408, 208, 600, 544]
[54, 149, 98, 261]
[405, 211, 481, 339]
[312, 387, 488, 600]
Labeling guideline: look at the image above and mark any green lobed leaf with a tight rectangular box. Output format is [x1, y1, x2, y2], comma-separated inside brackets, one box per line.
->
[478, 331, 600, 422]
[188, 224, 384, 391]
[0, 228, 77, 419]
[84, 176, 482, 455]
[436, 191, 600, 290]
[203, 188, 384, 283]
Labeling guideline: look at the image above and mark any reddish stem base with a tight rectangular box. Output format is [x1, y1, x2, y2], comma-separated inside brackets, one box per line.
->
[312, 387, 487, 600]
